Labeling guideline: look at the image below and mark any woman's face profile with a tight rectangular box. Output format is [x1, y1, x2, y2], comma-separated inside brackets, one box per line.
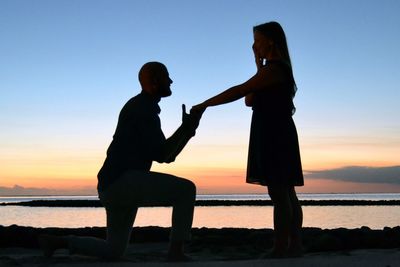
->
[253, 31, 271, 59]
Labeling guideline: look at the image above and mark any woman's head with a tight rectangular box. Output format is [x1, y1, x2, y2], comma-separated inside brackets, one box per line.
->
[253, 21, 291, 65]
[253, 21, 297, 113]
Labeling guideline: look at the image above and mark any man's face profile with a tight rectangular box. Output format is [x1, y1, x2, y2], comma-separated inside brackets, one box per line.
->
[155, 68, 173, 97]
[139, 62, 172, 98]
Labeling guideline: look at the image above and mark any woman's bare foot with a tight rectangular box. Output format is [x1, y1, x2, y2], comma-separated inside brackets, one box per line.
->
[287, 244, 304, 258]
[166, 240, 192, 262]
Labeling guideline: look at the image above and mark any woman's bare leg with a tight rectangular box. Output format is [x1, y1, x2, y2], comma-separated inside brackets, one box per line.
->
[267, 185, 292, 257]
[288, 186, 303, 256]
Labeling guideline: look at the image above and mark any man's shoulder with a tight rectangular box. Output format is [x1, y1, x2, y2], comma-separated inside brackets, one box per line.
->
[121, 93, 160, 117]
[122, 93, 144, 110]
[125, 93, 142, 104]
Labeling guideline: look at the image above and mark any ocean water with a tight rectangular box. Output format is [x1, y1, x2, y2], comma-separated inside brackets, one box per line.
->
[1, 194, 400, 229]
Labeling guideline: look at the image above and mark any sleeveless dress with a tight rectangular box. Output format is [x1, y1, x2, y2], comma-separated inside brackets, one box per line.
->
[246, 61, 304, 186]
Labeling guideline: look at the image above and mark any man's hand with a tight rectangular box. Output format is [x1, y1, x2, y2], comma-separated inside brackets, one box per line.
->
[182, 104, 203, 136]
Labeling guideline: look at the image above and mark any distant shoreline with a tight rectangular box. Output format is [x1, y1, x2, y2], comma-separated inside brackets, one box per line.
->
[2, 199, 400, 207]
[1, 192, 400, 197]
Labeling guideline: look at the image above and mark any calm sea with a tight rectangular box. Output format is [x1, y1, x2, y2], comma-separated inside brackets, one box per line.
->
[1, 193, 400, 229]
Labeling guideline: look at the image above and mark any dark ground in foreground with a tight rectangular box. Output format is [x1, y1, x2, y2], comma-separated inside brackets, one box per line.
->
[1, 225, 399, 260]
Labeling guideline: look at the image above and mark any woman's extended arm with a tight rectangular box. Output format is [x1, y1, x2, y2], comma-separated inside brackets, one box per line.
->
[192, 64, 284, 111]
[195, 84, 246, 109]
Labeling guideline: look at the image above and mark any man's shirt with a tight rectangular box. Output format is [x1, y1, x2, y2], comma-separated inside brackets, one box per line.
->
[97, 92, 166, 191]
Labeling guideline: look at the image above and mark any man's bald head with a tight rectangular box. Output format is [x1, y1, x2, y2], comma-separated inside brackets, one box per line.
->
[138, 62, 167, 85]
[138, 62, 172, 97]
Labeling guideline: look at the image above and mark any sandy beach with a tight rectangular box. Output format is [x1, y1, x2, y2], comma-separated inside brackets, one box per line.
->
[1, 245, 399, 267]
[1, 225, 399, 266]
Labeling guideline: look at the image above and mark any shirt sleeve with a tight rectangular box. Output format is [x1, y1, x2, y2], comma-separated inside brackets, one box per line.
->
[137, 112, 166, 162]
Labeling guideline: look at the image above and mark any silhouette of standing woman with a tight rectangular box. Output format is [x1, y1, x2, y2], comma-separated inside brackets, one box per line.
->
[192, 21, 304, 258]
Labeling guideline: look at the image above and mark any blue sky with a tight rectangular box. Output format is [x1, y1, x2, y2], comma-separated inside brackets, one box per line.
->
[1, 0, 400, 194]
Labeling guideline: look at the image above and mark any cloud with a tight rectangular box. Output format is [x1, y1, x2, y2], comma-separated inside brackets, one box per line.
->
[0, 185, 96, 196]
[306, 166, 400, 185]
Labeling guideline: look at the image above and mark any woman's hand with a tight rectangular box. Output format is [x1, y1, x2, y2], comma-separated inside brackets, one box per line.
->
[191, 103, 207, 115]
[253, 47, 265, 70]
[256, 57, 263, 70]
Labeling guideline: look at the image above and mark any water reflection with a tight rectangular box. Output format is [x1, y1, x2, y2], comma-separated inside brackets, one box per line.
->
[1, 205, 400, 229]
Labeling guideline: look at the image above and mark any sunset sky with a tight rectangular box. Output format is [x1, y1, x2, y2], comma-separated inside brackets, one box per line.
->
[1, 0, 400, 195]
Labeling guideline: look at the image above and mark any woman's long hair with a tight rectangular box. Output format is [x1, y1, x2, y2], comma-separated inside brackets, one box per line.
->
[253, 21, 297, 114]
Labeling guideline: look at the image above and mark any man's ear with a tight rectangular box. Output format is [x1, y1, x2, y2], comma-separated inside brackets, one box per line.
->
[149, 78, 159, 95]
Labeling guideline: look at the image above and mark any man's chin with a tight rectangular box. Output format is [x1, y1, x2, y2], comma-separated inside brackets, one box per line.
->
[161, 90, 172, 97]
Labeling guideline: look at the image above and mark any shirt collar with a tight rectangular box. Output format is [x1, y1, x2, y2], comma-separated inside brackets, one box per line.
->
[140, 91, 161, 114]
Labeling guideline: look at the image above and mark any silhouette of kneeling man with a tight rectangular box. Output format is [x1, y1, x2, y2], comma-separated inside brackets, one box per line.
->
[39, 62, 202, 261]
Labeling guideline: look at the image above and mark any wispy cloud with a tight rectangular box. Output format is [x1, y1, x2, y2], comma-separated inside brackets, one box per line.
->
[306, 166, 400, 185]
[0, 185, 96, 196]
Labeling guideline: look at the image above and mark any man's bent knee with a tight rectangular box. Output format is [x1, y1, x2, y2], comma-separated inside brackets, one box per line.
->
[184, 179, 196, 196]
[176, 178, 196, 200]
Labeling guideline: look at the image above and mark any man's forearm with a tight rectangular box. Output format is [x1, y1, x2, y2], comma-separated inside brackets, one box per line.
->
[161, 123, 195, 163]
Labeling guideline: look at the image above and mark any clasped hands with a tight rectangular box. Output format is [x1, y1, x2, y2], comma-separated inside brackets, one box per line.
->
[181, 103, 207, 136]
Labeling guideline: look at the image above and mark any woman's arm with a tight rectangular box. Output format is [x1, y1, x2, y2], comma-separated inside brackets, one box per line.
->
[193, 64, 285, 110]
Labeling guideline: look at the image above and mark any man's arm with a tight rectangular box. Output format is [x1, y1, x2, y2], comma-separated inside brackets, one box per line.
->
[157, 105, 202, 163]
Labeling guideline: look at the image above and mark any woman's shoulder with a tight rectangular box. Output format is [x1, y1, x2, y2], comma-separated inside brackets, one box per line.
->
[265, 59, 290, 70]
[257, 60, 289, 81]
[261, 60, 293, 81]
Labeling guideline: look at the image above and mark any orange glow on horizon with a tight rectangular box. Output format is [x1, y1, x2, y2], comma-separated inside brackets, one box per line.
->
[1, 143, 400, 194]
[0, 176, 96, 189]
[2, 169, 400, 195]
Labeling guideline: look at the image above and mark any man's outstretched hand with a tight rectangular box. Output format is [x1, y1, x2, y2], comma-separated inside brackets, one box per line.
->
[162, 104, 204, 163]
[182, 104, 203, 136]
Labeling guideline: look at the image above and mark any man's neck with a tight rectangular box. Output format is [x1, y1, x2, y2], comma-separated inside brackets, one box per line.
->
[141, 90, 161, 103]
